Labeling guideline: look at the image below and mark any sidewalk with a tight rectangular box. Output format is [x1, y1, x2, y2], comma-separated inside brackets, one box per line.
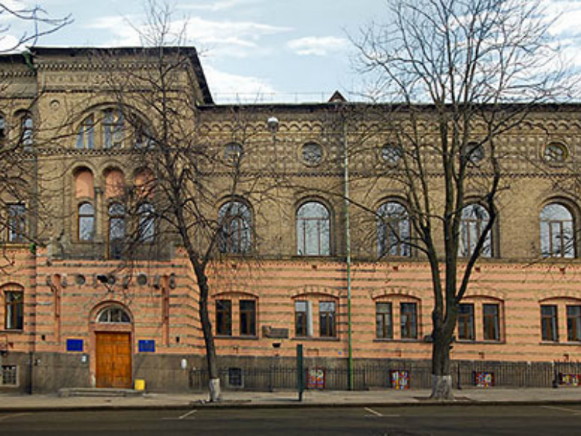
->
[1, 388, 581, 411]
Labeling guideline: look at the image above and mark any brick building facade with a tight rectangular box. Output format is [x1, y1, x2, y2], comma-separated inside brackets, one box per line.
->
[0, 47, 580, 393]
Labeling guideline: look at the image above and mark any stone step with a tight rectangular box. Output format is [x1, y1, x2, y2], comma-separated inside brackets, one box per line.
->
[58, 388, 144, 398]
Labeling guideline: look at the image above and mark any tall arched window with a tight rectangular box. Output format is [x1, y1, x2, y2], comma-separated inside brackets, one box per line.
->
[103, 109, 124, 148]
[296, 201, 331, 256]
[76, 115, 94, 149]
[138, 202, 155, 243]
[218, 201, 252, 254]
[108, 203, 126, 259]
[540, 203, 575, 258]
[78, 202, 95, 241]
[377, 201, 411, 257]
[459, 204, 492, 257]
[20, 112, 33, 148]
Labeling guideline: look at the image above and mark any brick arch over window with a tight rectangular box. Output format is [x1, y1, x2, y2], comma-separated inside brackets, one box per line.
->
[74, 167, 94, 199]
[104, 168, 125, 199]
[134, 168, 155, 199]
[290, 286, 340, 299]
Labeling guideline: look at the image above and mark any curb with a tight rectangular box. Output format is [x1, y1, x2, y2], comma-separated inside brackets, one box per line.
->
[1, 399, 581, 412]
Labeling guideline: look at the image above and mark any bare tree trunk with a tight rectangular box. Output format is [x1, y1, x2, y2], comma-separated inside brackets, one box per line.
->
[195, 266, 220, 402]
[430, 327, 453, 400]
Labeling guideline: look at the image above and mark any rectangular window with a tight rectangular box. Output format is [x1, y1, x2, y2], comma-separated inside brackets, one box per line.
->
[215, 300, 232, 336]
[4, 291, 23, 330]
[319, 301, 336, 337]
[400, 302, 418, 339]
[483, 304, 500, 341]
[295, 300, 311, 337]
[376, 302, 393, 339]
[458, 304, 475, 340]
[541, 305, 558, 342]
[239, 300, 256, 336]
[1, 365, 18, 386]
[566, 305, 581, 342]
[7, 204, 26, 243]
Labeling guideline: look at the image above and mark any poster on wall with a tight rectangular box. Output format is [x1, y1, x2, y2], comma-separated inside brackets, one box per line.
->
[390, 370, 410, 390]
[559, 373, 580, 386]
[474, 371, 495, 387]
[306, 368, 325, 389]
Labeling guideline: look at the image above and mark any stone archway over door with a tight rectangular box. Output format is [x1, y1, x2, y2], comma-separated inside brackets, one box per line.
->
[95, 332, 132, 388]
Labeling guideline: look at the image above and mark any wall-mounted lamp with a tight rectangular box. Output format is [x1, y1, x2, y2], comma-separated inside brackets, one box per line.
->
[267, 116, 279, 133]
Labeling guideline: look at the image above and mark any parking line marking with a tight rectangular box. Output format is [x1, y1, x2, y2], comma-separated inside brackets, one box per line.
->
[541, 405, 581, 415]
[364, 407, 383, 417]
[178, 409, 197, 420]
[0, 413, 30, 422]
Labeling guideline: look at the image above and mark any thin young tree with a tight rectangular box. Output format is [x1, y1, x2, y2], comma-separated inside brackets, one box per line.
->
[352, 0, 569, 399]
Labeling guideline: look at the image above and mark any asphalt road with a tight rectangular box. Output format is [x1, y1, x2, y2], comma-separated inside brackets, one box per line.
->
[0, 404, 580, 435]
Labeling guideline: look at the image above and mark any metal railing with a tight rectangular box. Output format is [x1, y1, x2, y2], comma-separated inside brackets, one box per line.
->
[189, 360, 581, 392]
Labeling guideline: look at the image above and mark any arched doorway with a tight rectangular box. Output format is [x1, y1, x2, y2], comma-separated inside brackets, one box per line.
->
[93, 305, 133, 388]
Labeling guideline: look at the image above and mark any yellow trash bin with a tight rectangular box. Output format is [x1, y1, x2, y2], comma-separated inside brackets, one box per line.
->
[134, 379, 146, 391]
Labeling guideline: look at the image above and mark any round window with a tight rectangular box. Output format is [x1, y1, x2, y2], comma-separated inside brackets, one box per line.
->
[464, 142, 485, 164]
[301, 142, 323, 166]
[543, 142, 568, 163]
[381, 143, 403, 165]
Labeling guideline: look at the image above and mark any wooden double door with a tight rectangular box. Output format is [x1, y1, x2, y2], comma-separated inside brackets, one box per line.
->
[95, 332, 132, 388]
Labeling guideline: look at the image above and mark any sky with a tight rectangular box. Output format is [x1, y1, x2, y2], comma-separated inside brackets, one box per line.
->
[2, 0, 581, 103]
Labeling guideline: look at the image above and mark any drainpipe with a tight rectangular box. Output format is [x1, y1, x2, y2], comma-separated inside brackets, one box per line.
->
[341, 110, 353, 390]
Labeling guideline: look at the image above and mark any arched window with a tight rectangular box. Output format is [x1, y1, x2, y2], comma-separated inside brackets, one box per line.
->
[459, 204, 492, 257]
[377, 201, 411, 257]
[540, 203, 575, 258]
[19, 112, 33, 149]
[103, 109, 124, 148]
[138, 202, 155, 243]
[108, 203, 125, 259]
[296, 201, 330, 256]
[76, 115, 94, 149]
[78, 202, 95, 241]
[218, 201, 252, 253]
[97, 306, 131, 323]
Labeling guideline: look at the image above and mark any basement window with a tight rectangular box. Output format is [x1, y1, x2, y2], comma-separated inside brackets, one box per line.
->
[227, 367, 243, 388]
[1, 365, 18, 386]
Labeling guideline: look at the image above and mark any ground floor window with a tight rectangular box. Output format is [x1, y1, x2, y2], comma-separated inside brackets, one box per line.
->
[214, 296, 257, 337]
[567, 305, 581, 342]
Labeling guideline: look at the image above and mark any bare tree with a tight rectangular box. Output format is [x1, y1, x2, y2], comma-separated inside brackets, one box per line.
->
[352, 0, 569, 399]
[93, 1, 279, 401]
[0, 2, 70, 263]
[0, 2, 71, 53]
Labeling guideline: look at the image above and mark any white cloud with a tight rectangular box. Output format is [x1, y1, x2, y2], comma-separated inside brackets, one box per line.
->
[203, 64, 277, 102]
[287, 36, 347, 56]
[178, 0, 262, 12]
[86, 15, 291, 58]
